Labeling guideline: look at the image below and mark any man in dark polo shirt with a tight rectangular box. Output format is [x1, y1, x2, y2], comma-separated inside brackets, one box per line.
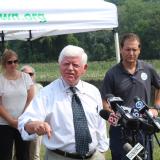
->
[101, 33, 160, 160]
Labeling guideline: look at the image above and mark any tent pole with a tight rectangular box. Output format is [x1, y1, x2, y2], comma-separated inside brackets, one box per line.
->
[0, 31, 5, 54]
[27, 30, 33, 62]
[113, 28, 120, 63]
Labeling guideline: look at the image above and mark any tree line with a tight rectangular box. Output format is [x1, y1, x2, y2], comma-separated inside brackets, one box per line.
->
[2, 0, 160, 63]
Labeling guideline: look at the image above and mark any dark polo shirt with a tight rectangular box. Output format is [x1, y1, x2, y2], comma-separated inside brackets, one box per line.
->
[101, 60, 160, 159]
[101, 60, 160, 107]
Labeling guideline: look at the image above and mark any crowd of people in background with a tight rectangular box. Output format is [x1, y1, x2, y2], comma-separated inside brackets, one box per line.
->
[0, 32, 160, 160]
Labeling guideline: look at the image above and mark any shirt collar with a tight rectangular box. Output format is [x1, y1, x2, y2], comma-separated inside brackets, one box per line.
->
[119, 60, 144, 74]
[136, 60, 144, 70]
[60, 77, 85, 94]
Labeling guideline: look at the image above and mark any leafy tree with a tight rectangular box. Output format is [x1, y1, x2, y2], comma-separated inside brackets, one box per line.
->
[119, 0, 160, 59]
[75, 31, 115, 61]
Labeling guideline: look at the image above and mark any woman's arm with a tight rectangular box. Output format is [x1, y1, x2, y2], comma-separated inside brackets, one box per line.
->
[0, 97, 18, 128]
[23, 84, 35, 112]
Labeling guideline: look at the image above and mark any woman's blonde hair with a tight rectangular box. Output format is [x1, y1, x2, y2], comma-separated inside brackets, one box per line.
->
[1, 49, 18, 70]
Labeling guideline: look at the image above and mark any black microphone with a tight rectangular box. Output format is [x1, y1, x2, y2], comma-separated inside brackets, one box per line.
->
[134, 96, 160, 132]
[105, 94, 142, 129]
[105, 94, 123, 112]
[99, 109, 119, 126]
[99, 109, 111, 121]
[134, 96, 148, 114]
[131, 107, 140, 118]
[105, 94, 133, 121]
[131, 99, 155, 134]
[138, 118, 155, 135]
[123, 143, 143, 160]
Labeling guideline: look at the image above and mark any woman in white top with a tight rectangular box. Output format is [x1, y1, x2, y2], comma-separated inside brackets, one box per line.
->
[0, 49, 34, 160]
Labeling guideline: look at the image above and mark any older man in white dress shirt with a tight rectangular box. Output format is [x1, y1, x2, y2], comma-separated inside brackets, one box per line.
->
[18, 45, 109, 160]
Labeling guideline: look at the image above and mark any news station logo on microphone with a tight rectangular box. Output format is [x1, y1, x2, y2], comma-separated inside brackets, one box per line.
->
[99, 109, 120, 126]
[134, 96, 147, 114]
[108, 112, 120, 126]
[123, 142, 143, 160]
[131, 108, 140, 118]
[135, 100, 145, 110]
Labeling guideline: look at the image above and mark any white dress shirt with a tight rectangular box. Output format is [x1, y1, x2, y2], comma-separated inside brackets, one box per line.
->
[18, 78, 109, 153]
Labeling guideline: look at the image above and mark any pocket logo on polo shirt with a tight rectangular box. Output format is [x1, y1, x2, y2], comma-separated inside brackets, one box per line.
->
[141, 72, 148, 80]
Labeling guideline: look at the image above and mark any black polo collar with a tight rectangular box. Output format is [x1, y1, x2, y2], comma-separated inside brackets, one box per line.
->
[119, 60, 144, 75]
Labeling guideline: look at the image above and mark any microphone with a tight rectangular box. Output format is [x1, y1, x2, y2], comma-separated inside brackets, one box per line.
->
[99, 109, 119, 126]
[134, 96, 160, 132]
[131, 99, 155, 134]
[104, 94, 142, 130]
[131, 108, 140, 118]
[123, 142, 143, 160]
[105, 94, 123, 112]
[134, 96, 148, 114]
[106, 94, 133, 120]
[99, 109, 111, 120]
[138, 118, 155, 135]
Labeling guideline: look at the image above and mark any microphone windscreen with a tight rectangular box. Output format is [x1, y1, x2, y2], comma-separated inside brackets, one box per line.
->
[125, 118, 140, 130]
[99, 109, 111, 120]
[134, 96, 140, 102]
[105, 94, 114, 100]
[123, 142, 133, 153]
[139, 118, 154, 134]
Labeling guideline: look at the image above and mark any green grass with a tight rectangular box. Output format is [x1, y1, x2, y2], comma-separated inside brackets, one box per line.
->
[39, 133, 160, 160]
[22, 60, 160, 160]
[19, 60, 117, 83]
[20, 59, 160, 83]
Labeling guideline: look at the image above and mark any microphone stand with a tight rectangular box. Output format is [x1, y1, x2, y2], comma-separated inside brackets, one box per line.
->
[154, 133, 160, 147]
[146, 134, 153, 160]
[143, 127, 160, 160]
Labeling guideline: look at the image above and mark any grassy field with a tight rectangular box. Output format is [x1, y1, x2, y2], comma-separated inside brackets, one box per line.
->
[40, 133, 160, 160]
[20, 59, 160, 84]
[20, 60, 116, 83]
[21, 60, 160, 160]
[39, 131, 160, 160]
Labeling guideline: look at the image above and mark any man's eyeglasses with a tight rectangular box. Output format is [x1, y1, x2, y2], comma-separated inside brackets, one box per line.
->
[28, 72, 34, 77]
[7, 60, 18, 65]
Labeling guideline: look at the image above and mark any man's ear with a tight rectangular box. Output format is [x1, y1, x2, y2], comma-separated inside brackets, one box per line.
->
[82, 64, 88, 74]
[84, 64, 88, 70]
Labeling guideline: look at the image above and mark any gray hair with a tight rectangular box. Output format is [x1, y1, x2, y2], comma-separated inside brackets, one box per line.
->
[21, 65, 35, 73]
[58, 45, 88, 65]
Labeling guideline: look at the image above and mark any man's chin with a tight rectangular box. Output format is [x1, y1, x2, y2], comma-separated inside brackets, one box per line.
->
[65, 79, 75, 86]
[127, 59, 136, 63]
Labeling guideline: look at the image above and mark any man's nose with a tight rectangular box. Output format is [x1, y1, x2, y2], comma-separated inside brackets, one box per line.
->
[68, 64, 74, 70]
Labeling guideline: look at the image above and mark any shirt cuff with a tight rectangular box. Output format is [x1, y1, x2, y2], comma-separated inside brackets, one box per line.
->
[18, 119, 37, 141]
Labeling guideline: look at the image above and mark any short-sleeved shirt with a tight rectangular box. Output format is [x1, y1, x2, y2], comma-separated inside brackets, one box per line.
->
[101, 60, 160, 158]
[101, 60, 160, 107]
[0, 72, 33, 125]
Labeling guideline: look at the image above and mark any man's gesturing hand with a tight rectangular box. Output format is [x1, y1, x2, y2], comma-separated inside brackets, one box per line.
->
[25, 121, 52, 139]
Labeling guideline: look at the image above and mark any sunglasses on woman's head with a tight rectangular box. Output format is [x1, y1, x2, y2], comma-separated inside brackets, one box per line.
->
[7, 60, 18, 65]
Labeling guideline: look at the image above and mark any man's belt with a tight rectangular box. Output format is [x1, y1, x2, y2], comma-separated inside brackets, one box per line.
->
[50, 149, 95, 159]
